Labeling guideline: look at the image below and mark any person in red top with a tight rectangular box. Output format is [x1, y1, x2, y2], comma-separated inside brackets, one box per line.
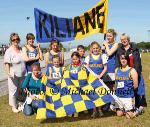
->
[116, 33, 147, 109]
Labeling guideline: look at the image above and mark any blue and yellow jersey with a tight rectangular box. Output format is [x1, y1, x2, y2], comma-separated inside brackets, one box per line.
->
[25, 45, 39, 73]
[107, 43, 116, 73]
[115, 67, 134, 98]
[88, 54, 104, 75]
[47, 66, 63, 89]
[46, 51, 61, 76]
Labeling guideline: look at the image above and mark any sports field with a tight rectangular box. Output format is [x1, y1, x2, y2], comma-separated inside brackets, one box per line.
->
[0, 53, 150, 127]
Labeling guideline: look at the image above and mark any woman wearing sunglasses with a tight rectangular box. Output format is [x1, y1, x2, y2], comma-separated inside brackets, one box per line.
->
[4, 33, 26, 113]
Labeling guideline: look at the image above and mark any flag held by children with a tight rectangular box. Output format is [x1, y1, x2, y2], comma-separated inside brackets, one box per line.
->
[36, 65, 114, 119]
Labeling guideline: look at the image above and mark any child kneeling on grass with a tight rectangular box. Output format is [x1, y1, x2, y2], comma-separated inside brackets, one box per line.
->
[21, 63, 43, 116]
[114, 52, 141, 119]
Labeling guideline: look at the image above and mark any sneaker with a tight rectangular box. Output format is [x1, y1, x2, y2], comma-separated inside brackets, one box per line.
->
[12, 107, 19, 113]
[138, 106, 144, 115]
[134, 107, 144, 116]
[68, 114, 72, 117]
[91, 111, 98, 118]
[110, 104, 116, 112]
[18, 103, 24, 112]
[74, 113, 78, 117]
[98, 109, 104, 117]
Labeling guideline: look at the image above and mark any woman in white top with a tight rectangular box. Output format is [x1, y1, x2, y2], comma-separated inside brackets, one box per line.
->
[4, 33, 26, 113]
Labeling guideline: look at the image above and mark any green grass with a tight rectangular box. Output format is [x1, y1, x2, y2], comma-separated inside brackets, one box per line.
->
[0, 53, 150, 127]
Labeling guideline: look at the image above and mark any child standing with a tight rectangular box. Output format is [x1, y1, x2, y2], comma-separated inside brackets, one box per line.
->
[22, 33, 43, 73]
[77, 45, 86, 63]
[48, 55, 64, 88]
[67, 52, 89, 117]
[21, 63, 43, 116]
[102, 29, 118, 88]
[45, 39, 64, 76]
[84, 41, 108, 118]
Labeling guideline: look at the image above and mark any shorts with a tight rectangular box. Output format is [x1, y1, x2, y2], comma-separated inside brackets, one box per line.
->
[115, 97, 135, 112]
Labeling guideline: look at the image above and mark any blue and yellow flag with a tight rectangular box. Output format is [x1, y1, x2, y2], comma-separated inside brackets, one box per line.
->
[36, 66, 114, 119]
[34, 0, 108, 42]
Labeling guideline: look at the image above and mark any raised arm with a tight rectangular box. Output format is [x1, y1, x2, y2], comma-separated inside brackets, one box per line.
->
[104, 42, 118, 56]
[60, 52, 64, 66]
[48, 67, 52, 79]
[45, 52, 49, 68]
[37, 43, 43, 61]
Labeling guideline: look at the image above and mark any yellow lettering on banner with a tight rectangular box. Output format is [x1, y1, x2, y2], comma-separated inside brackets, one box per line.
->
[73, 0, 108, 39]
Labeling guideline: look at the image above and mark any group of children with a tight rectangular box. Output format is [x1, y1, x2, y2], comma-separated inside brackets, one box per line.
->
[21, 40, 143, 119]
[5, 29, 146, 119]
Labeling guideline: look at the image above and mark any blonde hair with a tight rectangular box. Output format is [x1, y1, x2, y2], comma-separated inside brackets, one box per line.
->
[121, 33, 130, 42]
[90, 41, 101, 54]
[107, 29, 117, 38]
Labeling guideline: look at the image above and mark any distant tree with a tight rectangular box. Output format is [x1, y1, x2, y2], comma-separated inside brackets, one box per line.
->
[137, 42, 150, 49]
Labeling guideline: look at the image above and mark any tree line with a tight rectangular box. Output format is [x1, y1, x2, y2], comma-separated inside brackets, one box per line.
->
[137, 42, 150, 49]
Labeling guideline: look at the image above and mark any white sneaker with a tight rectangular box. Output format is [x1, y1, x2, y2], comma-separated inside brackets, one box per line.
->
[68, 114, 72, 117]
[110, 104, 116, 112]
[12, 107, 19, 113]
[18, 103, 24, 112]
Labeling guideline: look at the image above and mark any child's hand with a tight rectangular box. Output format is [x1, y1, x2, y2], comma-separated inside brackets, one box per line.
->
[98, 75, 102, 79]
[101, 45, 106, 52]
[36, 43, 40, 49]
[29, 94, 36, 100]
[103, 42, 108, 47]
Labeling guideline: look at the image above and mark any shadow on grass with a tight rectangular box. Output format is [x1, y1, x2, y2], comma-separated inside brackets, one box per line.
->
[40, 109, 116, 124]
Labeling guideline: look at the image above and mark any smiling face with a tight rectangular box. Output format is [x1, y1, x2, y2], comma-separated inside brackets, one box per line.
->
[32, 65, 41, 78]
[51, 42, 59, 52]
[78, 48, 85, 57]
[120, 55, 128, 68]
[91, 44, 100, 55]
[72, 55, 80, 65]
[120, 36, 130, 47]
[52, 57, 60, 68]
[106, 32, 114, 43]
[11, 35, 20, 47]
[27, 38, 34, 46]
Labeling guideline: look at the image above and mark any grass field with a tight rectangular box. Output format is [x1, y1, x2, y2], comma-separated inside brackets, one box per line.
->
[0, 53, 150, 127]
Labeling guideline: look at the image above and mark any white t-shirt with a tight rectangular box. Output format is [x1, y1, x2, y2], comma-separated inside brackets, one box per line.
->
[4, 46, 26, 77]
[84, 53, 108, 65]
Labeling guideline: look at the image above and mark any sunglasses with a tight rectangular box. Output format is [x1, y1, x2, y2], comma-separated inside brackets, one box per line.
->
[12, 38, 20, 42]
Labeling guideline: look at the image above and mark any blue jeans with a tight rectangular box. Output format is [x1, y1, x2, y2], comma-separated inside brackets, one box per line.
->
[23, 100, 38, 116]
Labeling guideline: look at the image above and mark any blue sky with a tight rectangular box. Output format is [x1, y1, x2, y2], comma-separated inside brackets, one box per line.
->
[0, 0, 150, 48]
